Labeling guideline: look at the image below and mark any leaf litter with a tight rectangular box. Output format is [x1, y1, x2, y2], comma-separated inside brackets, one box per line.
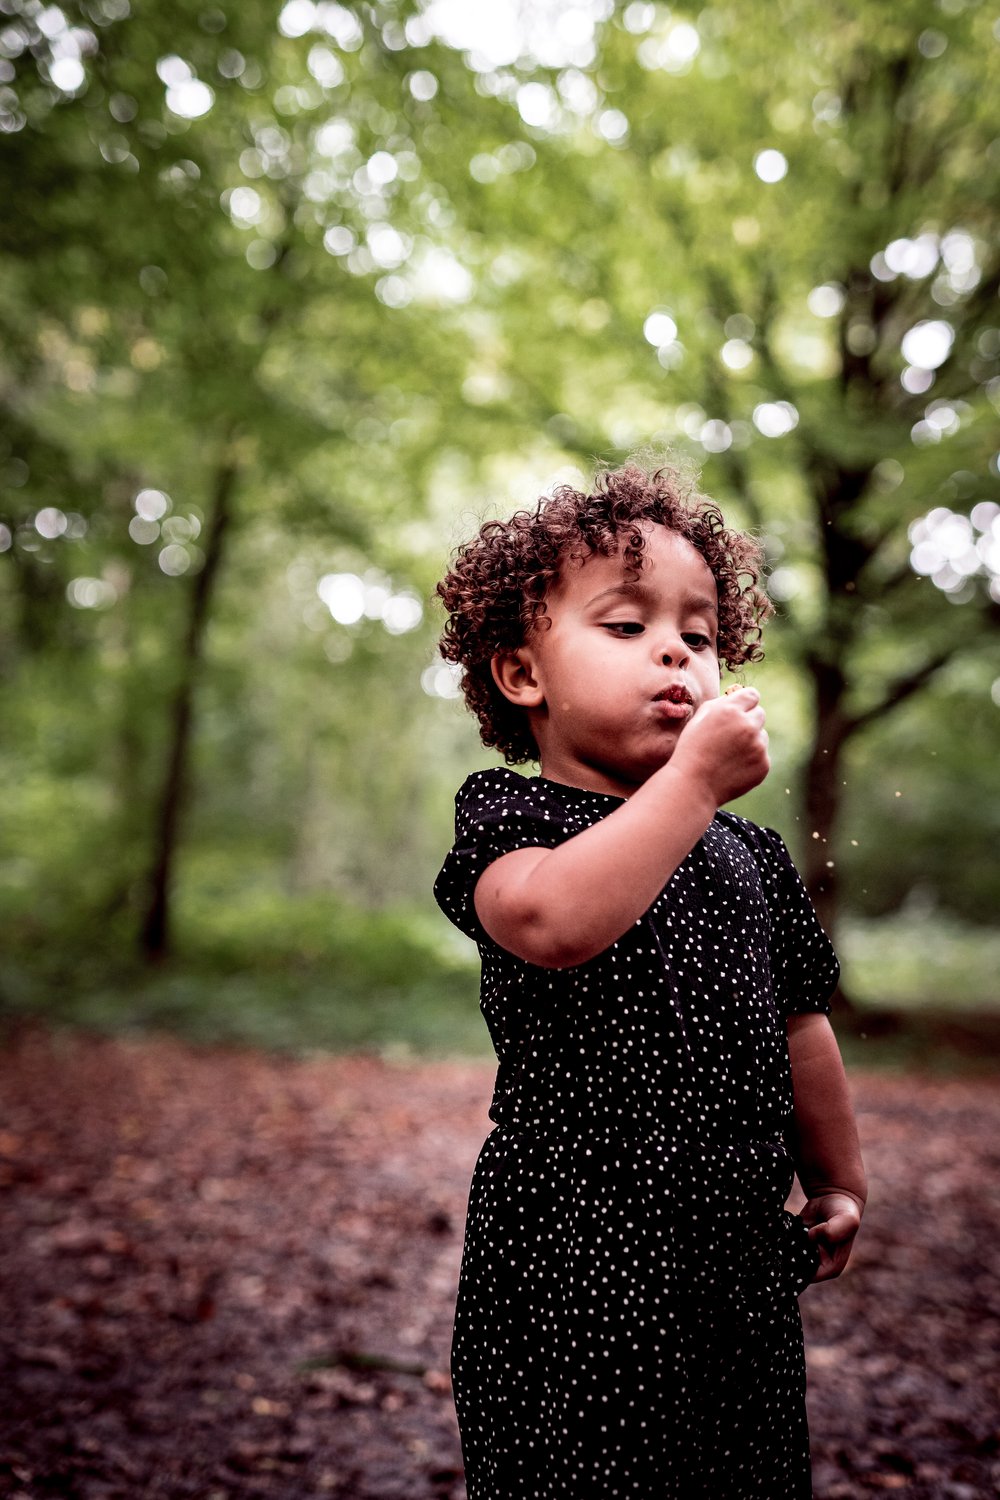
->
[0, 1027, 998, 1499]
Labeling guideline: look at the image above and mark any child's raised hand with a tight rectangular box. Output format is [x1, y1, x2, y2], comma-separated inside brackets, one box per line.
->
[799, 1191, 865, 1282]
[670, 687, 770, 807]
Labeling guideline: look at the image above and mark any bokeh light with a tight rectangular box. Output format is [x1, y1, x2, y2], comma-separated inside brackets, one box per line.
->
[720, 338, 753, 371]
[901, 320, 954, 371]
[753, 149, 787, 183]
[317, 572, 424, 635]
[637, 19, 701, 72]
[422, 0, 608, 71]
[643, 311, 678, 349]
[752, 401, 799, 438]
[157, 55, 214, 119]
[66, 577, 116, 609]
[807, 284, 845, 318]
[135, 488, 170, 521]
[909, 503, 1000, 602]
[421, 660, 464, 699]
[34, 507, 68, 539]
[129, 517, 159, 545]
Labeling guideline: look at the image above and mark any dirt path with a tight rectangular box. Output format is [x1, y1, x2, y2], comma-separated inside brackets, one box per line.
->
[0, 1028, 998, 1499]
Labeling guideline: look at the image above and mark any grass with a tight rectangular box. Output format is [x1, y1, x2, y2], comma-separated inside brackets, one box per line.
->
[840, 911, 1000, 1012]
[0, 962, 491, 1059]
[0, 889, 489, 1059]
[1, 899, 997, 1068]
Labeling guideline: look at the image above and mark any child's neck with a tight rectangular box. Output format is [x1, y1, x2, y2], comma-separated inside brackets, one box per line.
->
[536, 751, 641, 800]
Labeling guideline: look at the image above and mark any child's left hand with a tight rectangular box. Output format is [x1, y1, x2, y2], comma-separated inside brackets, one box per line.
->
[799, 1191, 864, 1282]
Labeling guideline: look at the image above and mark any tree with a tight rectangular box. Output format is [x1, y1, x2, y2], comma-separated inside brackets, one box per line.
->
[0, 0, 537, 958]
[2, 0, 997, 997]
[406, 0, 1000, 963]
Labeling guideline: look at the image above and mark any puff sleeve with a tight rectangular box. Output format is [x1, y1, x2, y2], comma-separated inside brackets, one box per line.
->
[433, 769, 572, 942]
[754, 826, 840, 1017]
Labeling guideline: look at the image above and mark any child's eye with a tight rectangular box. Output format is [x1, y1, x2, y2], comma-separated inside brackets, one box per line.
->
[602, 621, 644, 636]
[682, 633, 714, 650]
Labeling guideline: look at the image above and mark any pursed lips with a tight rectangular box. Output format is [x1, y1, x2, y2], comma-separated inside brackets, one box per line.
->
[651, 684, 695, 720]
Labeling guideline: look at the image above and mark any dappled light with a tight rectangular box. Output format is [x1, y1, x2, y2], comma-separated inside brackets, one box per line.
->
[643, 310, 678, 349]
[33, 505, 68, 539]
[807, 284, 845, 319]
[66, 575, 117, 609]
[317, 571, 423, 635]
[871, 229, 982, 306]
[720, 336, 753, 370]
[753, 401, 799, 438]
[753, 148, 787, 183]
[636, 17, 700, 72]
[122, 488, 205, 575]
[278, 1, 363, 49]
[909, 503, 1000, 605]
[901, 319, 955, 372]
[157, 54, 214, 120]
[2, 0, 1000, 1493]
[422, 0, 611, 72]
[421, 659, 463, 700]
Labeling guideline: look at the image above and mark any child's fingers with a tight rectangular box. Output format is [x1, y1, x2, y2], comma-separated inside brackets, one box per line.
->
[810, 1237, 855, 1282]
[811, 1243, 849, 1282]
[723, 685, 759, 705]
[807, 1214, 852, 1249]
[806, 1211, 860, 1281]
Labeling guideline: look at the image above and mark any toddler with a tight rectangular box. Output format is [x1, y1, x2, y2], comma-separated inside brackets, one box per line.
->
[433, 460, 866, 1498]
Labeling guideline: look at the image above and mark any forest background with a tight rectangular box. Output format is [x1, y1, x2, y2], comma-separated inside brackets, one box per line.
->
[2, 0, 999, 1058]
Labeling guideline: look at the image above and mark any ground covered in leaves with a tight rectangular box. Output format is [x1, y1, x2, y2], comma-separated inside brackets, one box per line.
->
[1, 1027, 998, 1500]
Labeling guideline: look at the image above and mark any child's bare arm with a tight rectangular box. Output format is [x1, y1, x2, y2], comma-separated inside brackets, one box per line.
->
[473, 688, 769, 968]
[787, 1012, 867, 1282]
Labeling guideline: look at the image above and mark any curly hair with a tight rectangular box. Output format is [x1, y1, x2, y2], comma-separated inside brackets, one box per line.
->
[436, 459, 773, 765]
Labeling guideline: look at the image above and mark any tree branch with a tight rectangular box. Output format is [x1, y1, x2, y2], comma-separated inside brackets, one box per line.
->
[844, 646, 955, 736]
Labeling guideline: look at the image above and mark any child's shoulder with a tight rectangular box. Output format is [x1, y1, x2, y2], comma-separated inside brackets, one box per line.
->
[453, 767, 570, 828]
[452, 770, 630, 846]
[713, 808, 795, 870]
[714, 806, 771, 840]
[453, 765, 533, 813]
[454, 766, 528, 802]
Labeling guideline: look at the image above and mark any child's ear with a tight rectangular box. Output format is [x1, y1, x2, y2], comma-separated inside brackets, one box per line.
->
[491, 650, 544, 708]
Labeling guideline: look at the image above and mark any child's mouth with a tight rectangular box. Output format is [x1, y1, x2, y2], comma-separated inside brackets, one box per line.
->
[652, 686, 694, 720]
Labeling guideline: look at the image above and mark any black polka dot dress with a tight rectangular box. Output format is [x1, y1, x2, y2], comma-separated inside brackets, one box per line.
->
[434, 769, 840, 1500]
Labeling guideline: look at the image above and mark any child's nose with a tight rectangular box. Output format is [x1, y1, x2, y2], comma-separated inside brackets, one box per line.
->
[657, 635, 689, 667]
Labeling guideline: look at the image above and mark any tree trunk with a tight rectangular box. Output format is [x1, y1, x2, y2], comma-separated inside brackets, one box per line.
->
[138, 456, 239, 962]
[801, 657, 852, 933]
[799, 643, 860, 1017]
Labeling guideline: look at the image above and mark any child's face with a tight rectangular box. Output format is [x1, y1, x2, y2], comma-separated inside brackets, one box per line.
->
[495, 524, 721, 796]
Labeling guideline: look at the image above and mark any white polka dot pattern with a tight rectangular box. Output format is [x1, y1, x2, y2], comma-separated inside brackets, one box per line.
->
[433, 768, 840, 1497]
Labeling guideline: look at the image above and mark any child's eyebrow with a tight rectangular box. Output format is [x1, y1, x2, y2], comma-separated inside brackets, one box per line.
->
[585, 581, 718, 616]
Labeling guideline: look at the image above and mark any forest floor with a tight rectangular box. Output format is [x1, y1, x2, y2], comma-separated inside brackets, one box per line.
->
[0, 1026, 998, 1500]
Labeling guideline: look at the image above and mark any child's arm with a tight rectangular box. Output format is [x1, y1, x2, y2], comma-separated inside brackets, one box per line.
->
[786, 1012, 867, 1282]
[473, 688, 769, 968]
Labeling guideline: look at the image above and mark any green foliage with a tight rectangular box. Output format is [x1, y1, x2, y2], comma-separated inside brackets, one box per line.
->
[841, 910, 1000, 1012]
[0, 877, 486, 1055]
[1, 0, 998, 1034]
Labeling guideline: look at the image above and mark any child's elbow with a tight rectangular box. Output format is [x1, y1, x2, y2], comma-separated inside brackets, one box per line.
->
[507, 912, 603, 969]
[527, 937, 591, 970]
[484, 900, 597, 970]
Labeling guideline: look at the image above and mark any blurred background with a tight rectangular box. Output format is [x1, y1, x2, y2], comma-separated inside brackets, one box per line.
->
[2, 0, 999, 1057]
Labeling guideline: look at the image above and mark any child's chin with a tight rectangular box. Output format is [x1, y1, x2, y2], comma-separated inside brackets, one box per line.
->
[629, 750, 676, 782]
